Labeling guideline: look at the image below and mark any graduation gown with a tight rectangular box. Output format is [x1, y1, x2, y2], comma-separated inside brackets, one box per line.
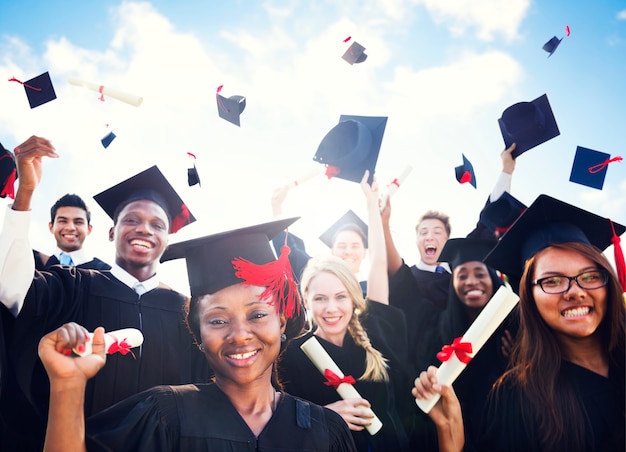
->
[85, 383, 356, 452]
[33, 249, 111, 271]
[475, 361, 625, 452]
[0, 266, 211, 452]
[278, 301, 414, 452]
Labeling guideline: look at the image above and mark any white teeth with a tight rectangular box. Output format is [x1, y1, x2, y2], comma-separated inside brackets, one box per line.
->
[466, 290, 483, 297]
[324, 317, 340, 322]
[130, 239, 152, 248]
[229, 350, 257, 360]
[562, 306, 590, 317]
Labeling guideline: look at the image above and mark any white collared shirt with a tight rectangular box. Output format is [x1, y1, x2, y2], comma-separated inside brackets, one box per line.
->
[53, 247, 94, 267]
[110, 264, 159, 294]
[416, 261, 451, 274]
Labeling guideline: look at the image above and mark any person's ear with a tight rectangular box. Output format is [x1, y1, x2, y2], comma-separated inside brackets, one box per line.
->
[279, 313, 287, 334]
[108, 227, 115, 242]
[48, 222, 54, 233]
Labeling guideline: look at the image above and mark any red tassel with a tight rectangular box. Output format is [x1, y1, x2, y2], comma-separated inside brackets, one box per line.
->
[325, 165, 340, 179]
[609, 220, 626, 291]
[0, 168, 17, 199]
[460, 171, 472, 184]
[232, 245, 300, 318]
[170, 203, 191, 233]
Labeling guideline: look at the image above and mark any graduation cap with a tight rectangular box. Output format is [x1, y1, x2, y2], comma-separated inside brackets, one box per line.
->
[101, 131, 116, 149]
[498, 93, 560, 158]
[342, 41, 368, 65]
[0, 142, 17, 199]
[439, 238, 498, 270]
[188, 164, 201, 187]
[93, 165, 196, 234]
[313, 115, 387, 184]
[319, 210, 368, 248]
[484, 194, 626, 280]
[9, 72, 57, 109]
[479, 192, 527, 236]
[569, 146, 621, 191]
[216, 91, 246, 127]
[161, 217, 301, 318]
[542, 36, 562, 56]
[454, 154, 476, 188]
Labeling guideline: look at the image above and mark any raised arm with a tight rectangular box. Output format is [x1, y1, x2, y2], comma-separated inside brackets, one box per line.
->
[39, 323, 106, 452]
[0, 136, 58, 315]
[361, 171, 388, 305]
[380, 197, 403, 276]
[490, 143, 516, 202]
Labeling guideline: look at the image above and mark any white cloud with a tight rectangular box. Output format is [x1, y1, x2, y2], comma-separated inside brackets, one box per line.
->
[617, 9, 626, 20]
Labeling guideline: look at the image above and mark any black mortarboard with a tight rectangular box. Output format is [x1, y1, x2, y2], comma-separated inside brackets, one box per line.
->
[93, 165, 196, 234]
[318, 210, 368, 249]
[542, 36, 562, 57]
[313, 115, 387, 184]
[188, 163, 201, 187]
[217, 94, 246, 127]
[439, 238, 498, 270]
[484, 194, 626, 279]
[479, 192, 527, 236]
[454, 154, 477, 188]
[342, 41, 367, 65]
[569, 146, 612, 190]
[0, 142, 17, 199]
[161, 217, 301, 317]
[498, 93, 560, 158]
[101, 131, 116, 149]
[11, 72, 57, 109]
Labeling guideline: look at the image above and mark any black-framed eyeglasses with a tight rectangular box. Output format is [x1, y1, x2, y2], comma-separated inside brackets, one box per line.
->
[532, 270, 609, 294]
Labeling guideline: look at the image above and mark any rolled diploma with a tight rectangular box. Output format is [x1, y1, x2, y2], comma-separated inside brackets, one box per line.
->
[300, 336, 383, 435]
[290, 165, 325, 188]
[73, 328, 144, 357]
[67, 77, 143, 107]
[415, 285, 519, 413]
[379, 165, 413, 212]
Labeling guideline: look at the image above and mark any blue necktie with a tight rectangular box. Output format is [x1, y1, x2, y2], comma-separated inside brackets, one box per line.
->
[435, 265, 446, 274]
[59, 252, 74, 266]
[133, 283, 147, 296]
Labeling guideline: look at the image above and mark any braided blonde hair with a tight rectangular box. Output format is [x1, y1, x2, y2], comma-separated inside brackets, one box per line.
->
[301, 255, 389, 382]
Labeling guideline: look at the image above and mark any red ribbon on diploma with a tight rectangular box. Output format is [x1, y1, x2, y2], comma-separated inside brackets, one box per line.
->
[107, 338, 136, 359]
[436, 337, 473, 364]
[323, 369, 356, 389]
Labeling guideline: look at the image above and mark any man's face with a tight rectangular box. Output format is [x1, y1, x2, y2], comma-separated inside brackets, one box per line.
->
[416, 218, 449, 265]
[49, 206, 92, 252]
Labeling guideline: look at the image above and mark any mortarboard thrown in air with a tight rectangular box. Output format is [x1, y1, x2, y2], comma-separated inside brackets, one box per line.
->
[479, 191, 527, 236]
[93, 165, 196, 234]
[498, 93, 560, 158]
[319, 210, 368, 249]
[188, 164, 201, 187]
[216, 86, 246, 127]
[9, 72, 57, 109]
[101, 131, 116, 149]
[569, 146, 622, 191]
[342, 41, 368, 65]
[439, 238, 498, 271]
[0, 142, 17, 199]
[484, 194, 626, 284]
[313, 115, 387, 184]
[542, 36, 562, 57]
[454, 154, 477, 188]
[161, 217, 301, 318]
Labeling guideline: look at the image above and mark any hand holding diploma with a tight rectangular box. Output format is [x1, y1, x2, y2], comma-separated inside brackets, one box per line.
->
[415, 285, 519, 413]
[68, 77, 143, 107]
[379, 165, 412, 212]
[300, 336, 383, 435]
[73, 328, 144, 358]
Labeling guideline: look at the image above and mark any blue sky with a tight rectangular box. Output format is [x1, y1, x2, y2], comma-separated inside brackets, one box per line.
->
[1, 1, 625, 294]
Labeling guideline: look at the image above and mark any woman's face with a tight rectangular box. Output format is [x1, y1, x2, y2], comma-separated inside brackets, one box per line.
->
[306, 271, 353, 346]
[453, 261, 494, 309]
[197, 284, 286, 387]
[531, 247, 607, 342]
[331, 230, 366, 274]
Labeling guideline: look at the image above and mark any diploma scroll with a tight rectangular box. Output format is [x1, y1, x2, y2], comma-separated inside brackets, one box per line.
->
[415, 286, 519, 413]
[379, 165, 413, 212]
[67, 77, 143, 107]
[73, 328, 144, 358]
[300, 336, 383, 435]
[290, 165, 325, 188]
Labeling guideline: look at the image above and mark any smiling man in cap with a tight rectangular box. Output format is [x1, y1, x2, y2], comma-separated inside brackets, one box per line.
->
[0, 135, 210, 452]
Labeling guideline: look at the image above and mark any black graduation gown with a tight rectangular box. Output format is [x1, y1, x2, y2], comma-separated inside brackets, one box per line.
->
[85, 383, 356, 452]
[278, 301, 414, 452]
[34, 249, 112, 271]
[0, 266, 211, 452]
[475, 361, 625, 452]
